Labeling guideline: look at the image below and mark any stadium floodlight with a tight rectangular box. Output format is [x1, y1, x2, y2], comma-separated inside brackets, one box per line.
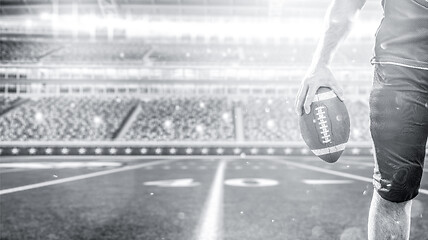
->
[140, 148, 148, 154]
[216, 148, 224, 155]
[40, 12, 51, 20]
[109, 148, 117, 154]
[155, 148, 162, 155]
[185, 148, 193, 155]
[11, 148, 19, 154]
[95, 148, 102, 155]
[169, 148, 177, 154]
[300, 148, 309, 154]
[284, 148, 293, 155]
[125, 148, 132, 154]
[78, 148, 86, 154]
[352, 148, 361, 155]
[267, 148, 275, 155]
[45, 148, 53, 154]
[61, 148, 69, 155]
[201, 148, 209, 155]
[25, 19, 33, 28]
[233, 148, 241, 155]
[28, 148, 37, 155]
[250, 148, 259, 155]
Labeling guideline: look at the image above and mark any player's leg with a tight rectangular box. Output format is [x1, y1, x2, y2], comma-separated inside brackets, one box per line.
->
[368, 190, 412, 240]
[367, 64, 428, 240]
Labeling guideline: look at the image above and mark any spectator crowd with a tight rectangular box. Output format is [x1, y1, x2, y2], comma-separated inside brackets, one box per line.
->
[0, 96, 371, 142]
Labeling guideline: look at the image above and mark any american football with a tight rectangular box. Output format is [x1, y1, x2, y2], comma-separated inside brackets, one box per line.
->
[299, 87, 350, 163]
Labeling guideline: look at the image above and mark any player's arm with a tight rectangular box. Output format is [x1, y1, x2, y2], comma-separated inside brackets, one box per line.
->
[295, 0, 366, 115]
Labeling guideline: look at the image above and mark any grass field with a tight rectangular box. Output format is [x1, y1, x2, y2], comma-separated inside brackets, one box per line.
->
[1, 156, 427, 240]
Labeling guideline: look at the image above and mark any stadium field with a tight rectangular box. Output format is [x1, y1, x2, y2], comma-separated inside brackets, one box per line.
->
[1, 156, 427, 240]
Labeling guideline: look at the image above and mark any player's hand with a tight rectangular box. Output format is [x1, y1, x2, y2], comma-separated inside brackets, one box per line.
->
[295, 65, 344, 115]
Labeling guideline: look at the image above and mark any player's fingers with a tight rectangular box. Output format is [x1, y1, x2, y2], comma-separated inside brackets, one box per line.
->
[295, 84, 308, 116]
[330, 84, 344, 102]
[304, 86, 318, 114]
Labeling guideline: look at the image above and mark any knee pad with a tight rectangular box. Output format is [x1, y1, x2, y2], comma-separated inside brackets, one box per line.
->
[374, 164, 423, 203]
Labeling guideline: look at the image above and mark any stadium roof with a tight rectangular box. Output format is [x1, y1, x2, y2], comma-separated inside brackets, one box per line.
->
[1, 0, 380, 18]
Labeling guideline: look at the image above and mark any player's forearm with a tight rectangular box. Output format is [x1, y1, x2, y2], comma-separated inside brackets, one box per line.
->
[311, 0, 365, 68]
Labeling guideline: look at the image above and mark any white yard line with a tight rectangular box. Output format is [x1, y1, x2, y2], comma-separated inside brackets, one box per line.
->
[0, 159, 180, 196]
[266, 158, 428, 196]
[195, 159, 227, 240]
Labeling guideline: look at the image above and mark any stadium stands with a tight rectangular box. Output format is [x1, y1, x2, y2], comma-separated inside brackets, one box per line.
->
[242, 97, 300, 141]
[0, 96, 370, 142]
[0, 97, 138, 141]
[123, 98, 235, 141]
[0, 41, 371, 66]
[149, 45, 241, 64]
[44, 42, 152, 64]
[0, 40, 60, 63]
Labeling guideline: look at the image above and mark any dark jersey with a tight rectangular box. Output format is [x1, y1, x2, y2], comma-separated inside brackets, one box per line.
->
[372, 0, 428, 70]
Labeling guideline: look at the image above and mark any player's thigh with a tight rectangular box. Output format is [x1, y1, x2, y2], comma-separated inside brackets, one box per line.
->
[369, 65, 428, 203]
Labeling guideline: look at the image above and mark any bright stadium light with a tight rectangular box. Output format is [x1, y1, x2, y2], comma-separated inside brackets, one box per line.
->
[233, 148, 242, 154]
[61, 148, 69, 154]
[40, 12, 51, 20]
[169, 148, 177, 154]
[250, 148, 259, 155]
[201, 148, 209, 155]
[140, 148, 148, 154]
[45, 148, 53, 154]
[28, 148, 37, 155]
[11, 148, 19, 154]
[267, 148, 275, 155]
[352, 148, 361, 155]
[109, 148, 117, 154]
[301, 148, 309, 154]
[185, 148, 193, 154]
[25, 19, 33, 28]
[155, 148, 162, 154]
[216, 148, 224, 155]
[125, 148, 132, 154]
[78, 148, 86, 154]
[284, 148, 293, 155]
[95, 148, 102, 154]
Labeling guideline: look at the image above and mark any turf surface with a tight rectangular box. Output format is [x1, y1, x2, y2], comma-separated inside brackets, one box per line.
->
[0, 156, 427, 240]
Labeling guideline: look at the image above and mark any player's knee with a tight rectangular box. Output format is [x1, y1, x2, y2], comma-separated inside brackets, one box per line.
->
[375, 165, 423, 203]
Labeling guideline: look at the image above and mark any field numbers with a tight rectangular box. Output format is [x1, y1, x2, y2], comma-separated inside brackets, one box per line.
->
[224, 178, 279, 187]
[144, 178, 279, 188]
[143, 178, 200, 187]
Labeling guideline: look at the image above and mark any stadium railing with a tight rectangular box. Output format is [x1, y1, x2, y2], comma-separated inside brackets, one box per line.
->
[0, 141, 376, 157]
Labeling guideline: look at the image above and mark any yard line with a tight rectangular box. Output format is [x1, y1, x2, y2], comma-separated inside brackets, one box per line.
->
[266, 158, 428, 196]
[194, 159, 227, 240]
[0, 159, 180, 196]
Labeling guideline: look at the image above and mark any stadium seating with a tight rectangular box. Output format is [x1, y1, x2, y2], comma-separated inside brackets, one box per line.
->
[241, 97, 300, 141]
[0, 96, 22, 115]
[0, 97, 138, 141]
[44, 42, 151, 64]
[123, 98, 235, 141]
[149, 45, 241, 64]
[0, 41, 59, 63]
[0, 96, 370, 142]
